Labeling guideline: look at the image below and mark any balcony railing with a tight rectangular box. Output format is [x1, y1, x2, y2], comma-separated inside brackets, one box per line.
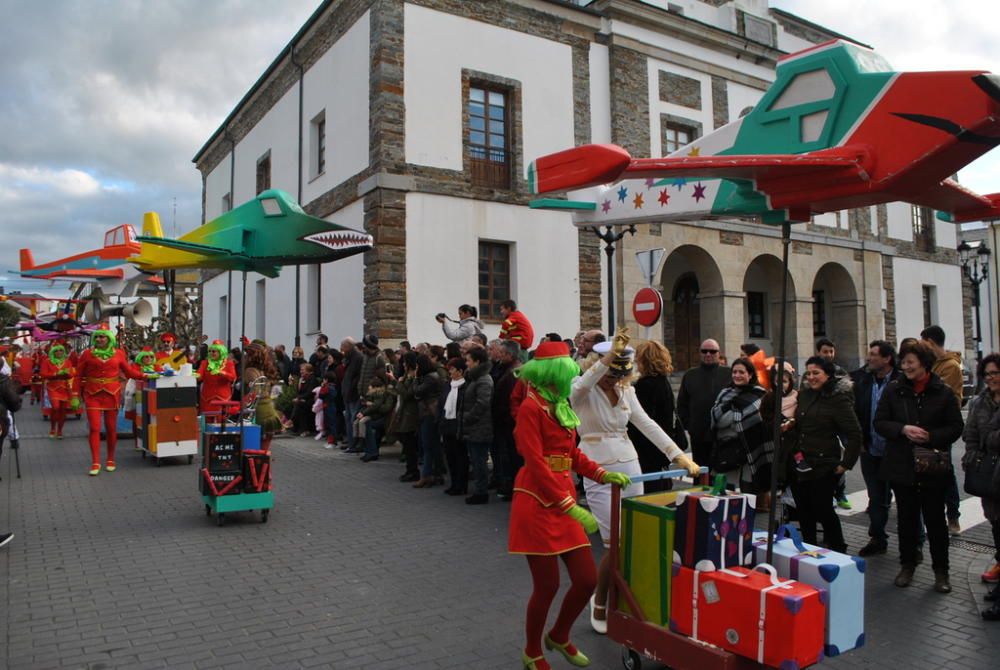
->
[468, 145, 511, 189]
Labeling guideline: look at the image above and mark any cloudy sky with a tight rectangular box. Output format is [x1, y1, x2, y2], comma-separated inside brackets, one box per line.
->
[2, 0, 999, 294]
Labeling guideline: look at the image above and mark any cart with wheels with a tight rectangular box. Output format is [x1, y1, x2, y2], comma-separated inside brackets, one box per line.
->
[199, 406, 273, 526]
[608, 469, 767, 670]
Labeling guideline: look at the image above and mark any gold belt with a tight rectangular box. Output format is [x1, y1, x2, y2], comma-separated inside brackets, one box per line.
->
[545, 455, 573, 472]
[84, 377, 118, 384]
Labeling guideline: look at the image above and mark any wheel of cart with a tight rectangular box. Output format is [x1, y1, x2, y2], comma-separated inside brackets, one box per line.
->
[608, 468, 768, 670]
[200, 401, 273, 526]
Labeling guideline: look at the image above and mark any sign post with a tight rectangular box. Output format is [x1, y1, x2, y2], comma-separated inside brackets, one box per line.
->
[632, 287, 663, 341]
[634, 248, 665, 340]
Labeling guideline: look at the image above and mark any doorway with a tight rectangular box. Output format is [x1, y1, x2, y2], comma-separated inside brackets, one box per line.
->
[673, 273, 700, 370]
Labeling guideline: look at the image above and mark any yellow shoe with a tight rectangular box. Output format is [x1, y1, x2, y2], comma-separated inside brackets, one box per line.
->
[88, 464, 101, 476]
[521, 651, 550, 670]
[544, 634, 590, 667]
[105, 462, 117, 473]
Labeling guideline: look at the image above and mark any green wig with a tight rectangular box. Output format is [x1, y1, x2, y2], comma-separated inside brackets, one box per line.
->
[90, 327, 117, 360]
[48, 344, 67, 365]
[207, 340, 229, 375]
[135, 349, 156, 371]
[515, 355, 581, 428]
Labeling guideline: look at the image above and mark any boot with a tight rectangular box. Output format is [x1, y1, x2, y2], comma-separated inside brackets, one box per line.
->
[933, 571, 951, 594]
[894, 566, 915, 588]
[983, 603, 1000, 621]
[412, 477, 435, 488]
[985, 584, 999, 602]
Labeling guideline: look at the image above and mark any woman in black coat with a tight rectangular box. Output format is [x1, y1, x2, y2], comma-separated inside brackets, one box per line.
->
[875, 340, 964, 593]
[628, 341, 687, 492]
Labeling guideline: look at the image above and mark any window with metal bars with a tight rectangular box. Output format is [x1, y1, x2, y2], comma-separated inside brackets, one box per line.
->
[911, 205, 935, 252]
[256, 152, 271, 195]
[747, 291, 766, 338]
[468, 85, 510, 188]
[479, 241, 511, 321]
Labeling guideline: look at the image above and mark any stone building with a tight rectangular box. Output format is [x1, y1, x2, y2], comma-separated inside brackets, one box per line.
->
[193, 0, 966, 370]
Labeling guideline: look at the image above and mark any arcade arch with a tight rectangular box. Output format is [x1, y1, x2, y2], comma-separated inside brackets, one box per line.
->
[659, 245, 724, 370]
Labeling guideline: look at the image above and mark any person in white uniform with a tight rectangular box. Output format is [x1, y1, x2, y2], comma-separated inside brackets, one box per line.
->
[570, 328, 700, 633]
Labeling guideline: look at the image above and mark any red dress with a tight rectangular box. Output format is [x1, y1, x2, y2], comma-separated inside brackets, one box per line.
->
[197, 359, 237, 412]
[500, 310, 535, 351]
[40, 358, 75, 403]
[508, 390, 607, 555]
[74, 349, 146, 410]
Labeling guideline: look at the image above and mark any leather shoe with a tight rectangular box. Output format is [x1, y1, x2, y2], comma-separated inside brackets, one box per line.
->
[544, 633, 590, 667]
[858, 540, 888, 557]
[465, 494, 489, 505]
[589, 594, 607, 634]
[360, 454, 378, 462]
[983, 603, 1000, 621]
[933, 572, 951, 594]
[412, 477, 435, 488]
[399, 472, 420, 482]
[914, 549, 924, 565]
[894, 567, 915, 588]
[985, 585, 999, 602]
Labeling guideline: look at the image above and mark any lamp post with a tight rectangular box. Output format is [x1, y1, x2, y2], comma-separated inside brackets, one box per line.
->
[594, 224, 637, 334]
[958, 239, 991, 375]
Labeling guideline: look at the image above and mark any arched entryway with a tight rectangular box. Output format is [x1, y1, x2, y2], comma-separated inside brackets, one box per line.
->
[660, 245, 724, 371]
[811, 262, 863, 368]
[742, 254, 798, 362]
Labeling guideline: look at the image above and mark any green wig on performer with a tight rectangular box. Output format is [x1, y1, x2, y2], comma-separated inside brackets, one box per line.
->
[515, 341, 581, 429]
[134, 347, 157, 373]
[206, 339, 229, 375]
[48, 342, 67, 365]
[89, 324, 117, 360]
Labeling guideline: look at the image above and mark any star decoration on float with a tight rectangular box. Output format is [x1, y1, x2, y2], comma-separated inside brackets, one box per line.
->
[645, 178, 655, 188]
[617, 185, 628, 202]
[658, 189, 670, 206]
[633, 193, 644, 209]
[601, 199, 612, 213]
[673, 178, 687, 190]
[692, 183, 707, 201]
[687, 146, 701, 157]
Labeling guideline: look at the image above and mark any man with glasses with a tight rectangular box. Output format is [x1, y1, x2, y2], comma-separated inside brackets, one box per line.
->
[575, 330, 606, 362]
[677, 339, 731, 466]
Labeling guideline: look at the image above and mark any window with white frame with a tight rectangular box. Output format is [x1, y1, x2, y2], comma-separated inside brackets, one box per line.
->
[310, 111, 326, 179]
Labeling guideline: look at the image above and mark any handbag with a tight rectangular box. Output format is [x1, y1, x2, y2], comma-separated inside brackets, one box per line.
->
[964, 450, 1000, 497]
[912, 445, 952, 476]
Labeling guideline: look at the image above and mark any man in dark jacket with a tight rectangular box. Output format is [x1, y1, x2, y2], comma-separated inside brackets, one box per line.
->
[462, 346, 494, 505]
[490, 340, 522, 499]
[677, 338, 731, 466]
[851, 340, 899, 556]
[1, 362, 23, 548]
[340, 338, 364, 450]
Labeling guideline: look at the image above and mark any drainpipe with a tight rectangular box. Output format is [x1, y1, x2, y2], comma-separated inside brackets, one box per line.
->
[290, 47, 305, 348]
[224, 126, 236, 350]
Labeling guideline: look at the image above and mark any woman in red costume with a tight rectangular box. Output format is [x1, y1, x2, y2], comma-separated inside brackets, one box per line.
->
[40, 341, 74, 438]
[508, 341, 630, 670]
[72, 326, 147, 476]
[197, 340, 237, 413]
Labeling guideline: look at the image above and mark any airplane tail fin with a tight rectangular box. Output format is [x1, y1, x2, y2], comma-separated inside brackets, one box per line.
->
[19, 248, 34, 271]
[142, 212, 164, 239]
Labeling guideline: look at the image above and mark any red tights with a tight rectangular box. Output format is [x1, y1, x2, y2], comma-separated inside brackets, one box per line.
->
[50, 403, 68, 434]
[524, 548, 596, 660]
[86, 409, 118, 465]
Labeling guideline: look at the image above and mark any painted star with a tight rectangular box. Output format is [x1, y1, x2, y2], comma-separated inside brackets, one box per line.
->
[658, 189, 670, 206]
[687, 146, 701, 157]
[601, 199, 612, 213]
[692, 182, 707, 202]
[633, 193, 644, 209]
[617, 185, 628, 202]
[645, 178, 655, 188]
[673, 178, 687, 190]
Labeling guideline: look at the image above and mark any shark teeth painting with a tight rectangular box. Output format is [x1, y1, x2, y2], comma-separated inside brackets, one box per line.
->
[303, 230, 374, 251]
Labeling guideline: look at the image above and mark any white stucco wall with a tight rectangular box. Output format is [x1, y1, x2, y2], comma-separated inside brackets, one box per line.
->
[403, 3, 575, 173]
[726, 80, 766, 123]
[204, 159, 233, 223]
[892, 257, 964, 350]
[233, 90, 300, 202]
[405, 193, 581, 345]
[301, 11, 371, 203]
[589, 42, 612, 144]
[200, 199, 366, 348]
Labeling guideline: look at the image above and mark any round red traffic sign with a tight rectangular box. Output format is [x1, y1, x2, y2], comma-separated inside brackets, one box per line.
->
[632, 287, 662, 327]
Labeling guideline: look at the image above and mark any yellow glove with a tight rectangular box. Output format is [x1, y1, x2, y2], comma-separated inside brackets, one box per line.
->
[673, 453, 701, 477]
[602, 471, 632, 488]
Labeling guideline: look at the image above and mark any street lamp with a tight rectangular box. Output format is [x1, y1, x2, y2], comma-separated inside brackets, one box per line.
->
[958, 239, 991, 372]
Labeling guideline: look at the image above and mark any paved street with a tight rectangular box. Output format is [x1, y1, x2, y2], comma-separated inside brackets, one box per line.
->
[2, 406, 999, 669]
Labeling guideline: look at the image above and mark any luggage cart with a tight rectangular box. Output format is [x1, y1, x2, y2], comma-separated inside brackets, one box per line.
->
[199, 403, 273, 526]
[608, 469, 766, 670]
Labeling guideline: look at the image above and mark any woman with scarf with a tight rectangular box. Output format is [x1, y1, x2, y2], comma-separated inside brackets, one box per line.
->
[438, 357, 468, 494]
[509, 340, 630, 670]
[196, 340, 237, 414]
[40, 341, 74, 438]
[243, 342, 283, 451]
[72, 326, 147, 476]
[709, 357, 774, 494]
[571, 329, 699, 635]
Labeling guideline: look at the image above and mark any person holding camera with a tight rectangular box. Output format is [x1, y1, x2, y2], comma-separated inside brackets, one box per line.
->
[436, 305, 484, 343]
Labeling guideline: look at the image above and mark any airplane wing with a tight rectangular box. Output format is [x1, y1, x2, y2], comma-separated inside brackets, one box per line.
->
[9, 268, 124, 281]
[135, 236, 232, 256]
[529, 144, 871, 194]
[904, 179, 1000, 223]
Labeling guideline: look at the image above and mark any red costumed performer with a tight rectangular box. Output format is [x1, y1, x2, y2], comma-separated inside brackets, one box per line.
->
[40, 342, 74, 438]
[197, 340, 237, 414]
[72, 326, 147, 476]
[155, 332, 185, 371]
[508, 341, 630, 670]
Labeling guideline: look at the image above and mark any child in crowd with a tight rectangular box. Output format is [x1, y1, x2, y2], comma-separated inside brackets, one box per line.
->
[319, 369, 342, 448]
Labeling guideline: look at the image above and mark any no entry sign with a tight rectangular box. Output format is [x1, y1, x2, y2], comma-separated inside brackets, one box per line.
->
[632, 287, 663, 327]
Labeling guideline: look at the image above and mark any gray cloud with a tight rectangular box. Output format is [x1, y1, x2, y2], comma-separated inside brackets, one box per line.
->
[0, 0, 318, 288]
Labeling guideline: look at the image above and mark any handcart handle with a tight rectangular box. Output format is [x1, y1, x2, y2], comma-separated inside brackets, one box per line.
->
[628, 466, 709, 483]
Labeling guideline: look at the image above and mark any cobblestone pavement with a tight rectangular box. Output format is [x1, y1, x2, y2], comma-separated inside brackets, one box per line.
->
[1, 408, 999, 669]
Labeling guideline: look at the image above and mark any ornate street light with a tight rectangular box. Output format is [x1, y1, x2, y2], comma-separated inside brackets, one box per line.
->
[958, 239, 991, 372]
